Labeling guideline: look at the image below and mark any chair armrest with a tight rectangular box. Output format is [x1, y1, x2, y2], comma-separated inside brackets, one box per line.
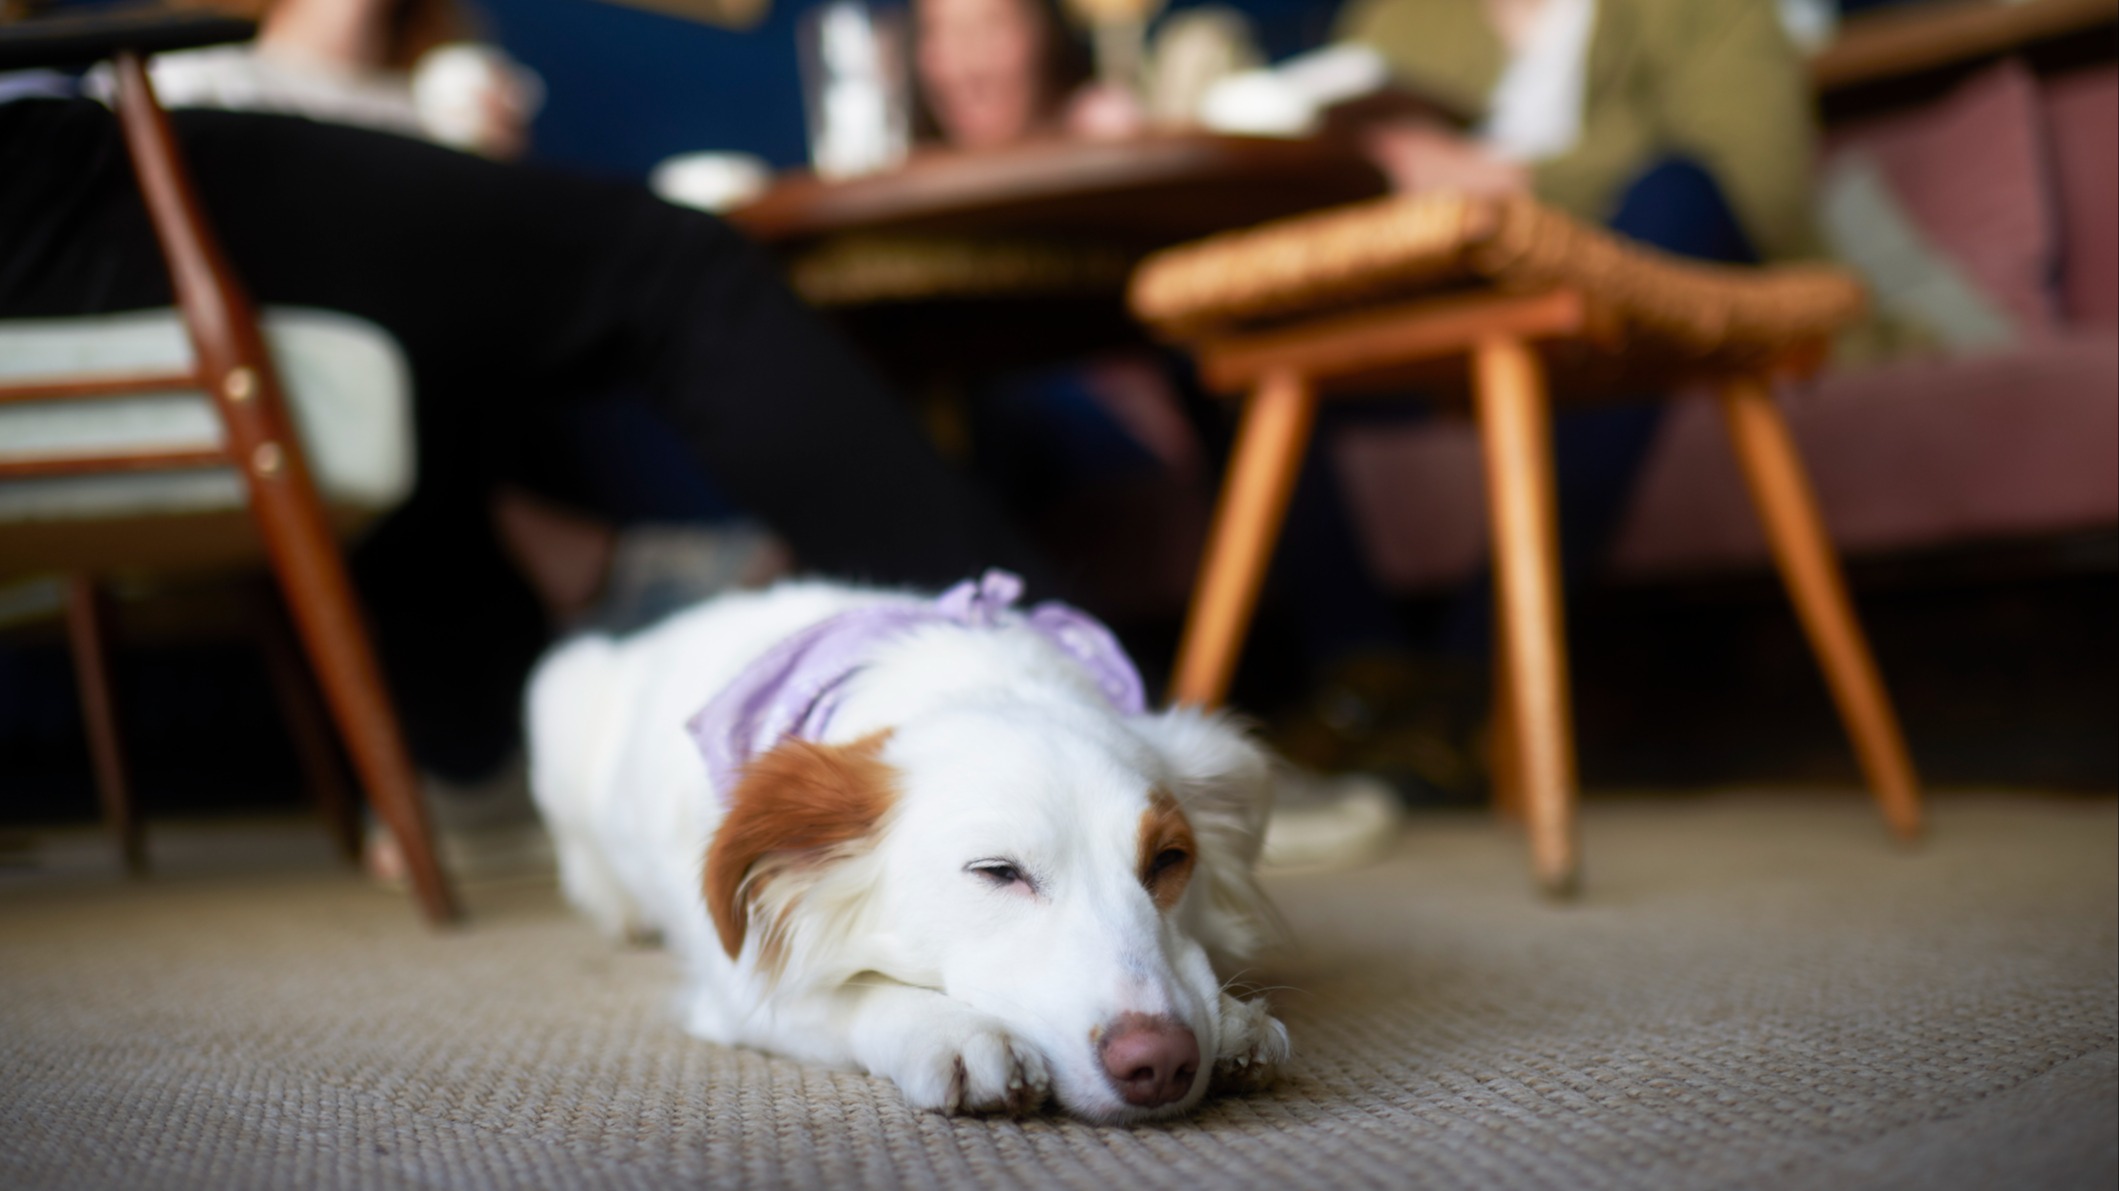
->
[0, 4, 255, 71]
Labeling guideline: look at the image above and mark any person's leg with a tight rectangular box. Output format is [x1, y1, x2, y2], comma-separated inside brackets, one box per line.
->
[1442, 157, 1759, 655]
[1606, 158, 1759, 266]
[967, 363, 1165, 517]
[7, 100, 1047, 588]
[2, 100, 1049, 772]
[351, 459, 549, 779]
[513, 394, 745, 526]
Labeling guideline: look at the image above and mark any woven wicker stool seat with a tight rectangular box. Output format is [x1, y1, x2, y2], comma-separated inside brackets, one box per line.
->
[1133, 192, 1867, 384]
[1130, 192, 1920, 896]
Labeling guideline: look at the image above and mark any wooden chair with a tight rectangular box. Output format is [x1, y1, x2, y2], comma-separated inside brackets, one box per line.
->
[0, 11, 458, 923]
[1130, 192, 1924, 896]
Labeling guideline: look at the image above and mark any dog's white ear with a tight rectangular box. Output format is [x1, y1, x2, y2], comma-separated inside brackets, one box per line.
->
[1136, 706, 1273, 854]
[1134, 707, 1280, 965]
[704, 733, 898, 961]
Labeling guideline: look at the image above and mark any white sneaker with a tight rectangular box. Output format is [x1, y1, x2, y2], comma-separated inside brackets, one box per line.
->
[586, 522, 789, 634]
[1261, 767, 1405, 872]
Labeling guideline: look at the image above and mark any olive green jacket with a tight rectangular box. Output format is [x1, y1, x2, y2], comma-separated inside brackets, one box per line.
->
[1335, 0, 1822, 260]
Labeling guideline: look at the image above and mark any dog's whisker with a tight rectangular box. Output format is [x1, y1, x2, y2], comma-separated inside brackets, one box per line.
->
[1230, 984, 1306, 998]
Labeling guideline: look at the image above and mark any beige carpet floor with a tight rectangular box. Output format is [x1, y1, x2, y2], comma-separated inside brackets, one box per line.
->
[3, 792, 2114, 1190]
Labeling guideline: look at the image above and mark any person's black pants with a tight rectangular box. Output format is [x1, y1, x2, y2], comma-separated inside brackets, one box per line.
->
[1, 99, 1046, 776]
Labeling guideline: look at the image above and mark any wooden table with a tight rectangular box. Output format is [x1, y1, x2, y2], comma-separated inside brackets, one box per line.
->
[725, 133, 1388, 377]
[727, 132, 1389, 249]
[1811, 0, 2116, 92]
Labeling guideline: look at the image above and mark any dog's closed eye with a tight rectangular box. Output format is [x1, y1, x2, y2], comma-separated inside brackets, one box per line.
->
[1149, 847, 1190, 878]
[967, 859, 1035, 893]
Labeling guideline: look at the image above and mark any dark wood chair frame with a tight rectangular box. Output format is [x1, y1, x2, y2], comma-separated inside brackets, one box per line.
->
[0, 41, 457, 923]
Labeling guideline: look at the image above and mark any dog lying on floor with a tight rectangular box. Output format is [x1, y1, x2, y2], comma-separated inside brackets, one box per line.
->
[526, 571, 1289, 1122]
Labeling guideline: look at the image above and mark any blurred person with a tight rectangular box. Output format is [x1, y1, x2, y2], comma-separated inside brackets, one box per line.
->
[913, 0, 1145, 145]
[0, 76, 1054, 805]
[96, 0, 540, 158]
[1225, 0, 1823, 784]
[1343, 0, 1817, 260]
[1333, 0, 1816, 607]
[903, 0, 1416, 850]
[906, 0, 1452, 797]
[177, 0, 760, 630]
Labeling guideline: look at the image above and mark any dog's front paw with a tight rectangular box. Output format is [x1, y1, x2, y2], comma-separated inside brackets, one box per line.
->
[1213, 994, 1290, 1095]
[891, 1014, 1052, 1116]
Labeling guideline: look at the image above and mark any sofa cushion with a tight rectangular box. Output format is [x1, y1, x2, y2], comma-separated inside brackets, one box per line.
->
[2045, 65, 2119, 327]
[1825, 59, 2061, 336]
[1611, 332, 2119, 576]
[1334, 331, 2118, 590]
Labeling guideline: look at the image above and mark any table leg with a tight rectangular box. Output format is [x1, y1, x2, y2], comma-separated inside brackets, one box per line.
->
[64, 575, 146, 876]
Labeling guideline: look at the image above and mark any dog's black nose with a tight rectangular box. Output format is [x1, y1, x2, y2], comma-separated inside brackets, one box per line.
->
[1099, 1014, 1201, 1108]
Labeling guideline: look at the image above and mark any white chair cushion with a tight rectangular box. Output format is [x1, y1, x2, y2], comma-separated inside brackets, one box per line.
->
[0, 308, 415, 523]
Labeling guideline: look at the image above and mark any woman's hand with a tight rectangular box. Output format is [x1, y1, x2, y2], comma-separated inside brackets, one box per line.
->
[1364, 122, 1530, 197]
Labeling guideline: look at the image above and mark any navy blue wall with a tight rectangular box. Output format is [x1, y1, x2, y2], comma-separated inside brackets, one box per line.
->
[481, 0, 1343, 178]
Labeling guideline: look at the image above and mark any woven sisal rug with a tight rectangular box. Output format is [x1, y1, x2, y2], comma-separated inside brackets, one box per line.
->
[3, 793, 2113, 1189]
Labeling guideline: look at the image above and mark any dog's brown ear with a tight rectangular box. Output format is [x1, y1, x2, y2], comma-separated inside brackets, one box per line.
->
[704, 733, 897, 959]
[1137, 788, 1199, 911]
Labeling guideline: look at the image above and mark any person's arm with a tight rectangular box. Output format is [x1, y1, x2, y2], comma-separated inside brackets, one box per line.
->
[1336, 0, 1528, 197]
[1645, 0, 1820, 260]
[1365, 121, 1529, 196]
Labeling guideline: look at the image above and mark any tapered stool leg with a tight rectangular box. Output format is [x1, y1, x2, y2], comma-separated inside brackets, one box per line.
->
[1172, 370, 1318, 707]
[1489, 651, 1526, 823]
[63, 576, 146, 876]
[1718, 375, 1923, 839]
[1473, 338, 1579, 896]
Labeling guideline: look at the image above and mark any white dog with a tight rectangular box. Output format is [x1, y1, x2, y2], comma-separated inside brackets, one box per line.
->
[526, 571, 1290, 1121]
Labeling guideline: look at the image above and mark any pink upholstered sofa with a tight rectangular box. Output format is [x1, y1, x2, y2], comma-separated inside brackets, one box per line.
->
[1334, 60, 2118, 592]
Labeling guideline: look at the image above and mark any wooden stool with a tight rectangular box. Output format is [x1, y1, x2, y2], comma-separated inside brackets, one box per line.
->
[1130, 192, 1923, 896]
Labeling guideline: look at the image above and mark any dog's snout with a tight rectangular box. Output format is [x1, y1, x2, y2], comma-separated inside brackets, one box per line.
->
[1098, 1013, 1200, 1108]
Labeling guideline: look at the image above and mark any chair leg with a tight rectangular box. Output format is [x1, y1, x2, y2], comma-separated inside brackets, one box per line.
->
[251, 585, 363, 864]
[1717, 375, 1923, 839]
[62, 576, 146, 876]
[254, 496, 460, 922]
[105, 56, 457, 921]
[1171, 370, 1319, 707]
[1472, 337, 1579, 897]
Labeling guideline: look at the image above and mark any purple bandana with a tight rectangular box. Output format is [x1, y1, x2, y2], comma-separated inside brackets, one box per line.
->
[685, 570, 1146, 803]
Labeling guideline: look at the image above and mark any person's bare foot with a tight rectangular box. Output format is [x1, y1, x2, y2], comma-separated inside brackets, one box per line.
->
[491, 487, 617, 626]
